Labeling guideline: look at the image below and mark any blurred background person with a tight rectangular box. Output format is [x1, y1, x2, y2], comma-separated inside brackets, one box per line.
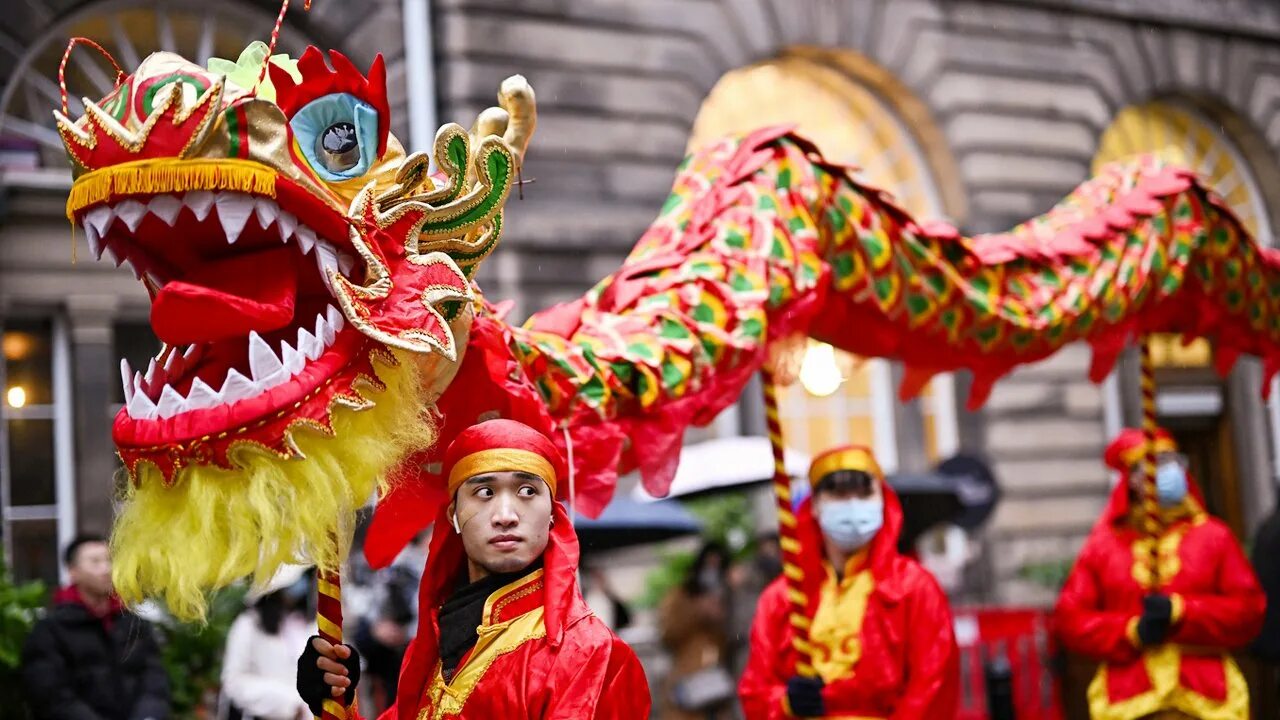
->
[21, 535, 170, 720]
[727, 533, 781, 681]
[353, 529, 427, 717]
[659, 541, 736, 720]
[219, 566, 314, 720]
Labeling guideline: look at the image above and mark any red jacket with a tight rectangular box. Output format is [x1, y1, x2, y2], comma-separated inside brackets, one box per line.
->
[738, 482, 960, 719]
[1053, 474, 1265, 720]
[376, 501, 650, 720]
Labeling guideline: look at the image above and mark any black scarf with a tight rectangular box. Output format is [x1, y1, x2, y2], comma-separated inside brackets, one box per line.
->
[437, 559, 543, 681]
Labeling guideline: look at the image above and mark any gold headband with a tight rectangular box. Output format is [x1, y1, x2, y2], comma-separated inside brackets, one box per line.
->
[1119, 437, 1177, 469]
[808, 447, 882, 488]
[447, 448, 557, 495]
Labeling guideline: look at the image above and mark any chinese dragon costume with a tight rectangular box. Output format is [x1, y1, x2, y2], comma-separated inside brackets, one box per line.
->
[52, 26, 1280, 628]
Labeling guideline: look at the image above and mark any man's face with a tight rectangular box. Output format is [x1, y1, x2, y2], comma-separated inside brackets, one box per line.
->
[68, 542, 113, 598]
[452, 471, 553, 578]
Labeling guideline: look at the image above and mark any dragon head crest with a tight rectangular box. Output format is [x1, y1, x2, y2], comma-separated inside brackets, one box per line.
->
[57, 43, 530, 482]
[56, 40, 534, 615]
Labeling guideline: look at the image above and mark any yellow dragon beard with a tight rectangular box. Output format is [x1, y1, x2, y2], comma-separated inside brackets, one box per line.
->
[111, 349, 434, 621]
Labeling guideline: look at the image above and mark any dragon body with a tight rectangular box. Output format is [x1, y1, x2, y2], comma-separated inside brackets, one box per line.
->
[55, 42, 1280, 616]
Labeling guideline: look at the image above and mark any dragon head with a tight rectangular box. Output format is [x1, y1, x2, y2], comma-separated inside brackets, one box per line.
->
[56, 41, 532, 616]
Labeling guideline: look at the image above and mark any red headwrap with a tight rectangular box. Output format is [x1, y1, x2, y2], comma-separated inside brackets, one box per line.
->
[442, 418, 568, 497]
[1103, 427, 1177, 472]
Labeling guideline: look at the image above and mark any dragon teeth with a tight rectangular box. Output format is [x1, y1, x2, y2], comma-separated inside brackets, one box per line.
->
[215, 193, 254, 243]
[315, 242, 340, 296]
[115, 199, 146, 232]
[120, 359, 134, 405]
[83, 222, 103, 258]
[248, 331, 285, 384]
[253, 198, 278, 230]
[295, 225, 317, 255]
[85, 205, 114, 236]
[127, 384, 157, 420]
[147, 195, 183, 226]
[121, 307, 347, 421]
[186, 378, 220, 410]
[185, 190, 215, 221]
[281, 339, 306, 376]
[220, 369, 255, 403]
[277, 211, 297, 242]
[325, 304, 345, 333]
[296, 326, 322, 361]
[156, 385, 186, 418]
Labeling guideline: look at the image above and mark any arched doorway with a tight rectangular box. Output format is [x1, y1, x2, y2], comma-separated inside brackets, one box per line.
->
[686, 48, 965, 472]
[0, 0, 312, 172]
[1093, 98, 1280, 537]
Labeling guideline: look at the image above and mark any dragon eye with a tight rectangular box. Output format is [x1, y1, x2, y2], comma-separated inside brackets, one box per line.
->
[288, 92, 379, 181]
[318, 122, 359, 173]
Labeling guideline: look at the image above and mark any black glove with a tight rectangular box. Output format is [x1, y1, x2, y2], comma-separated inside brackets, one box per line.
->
[1137, 594, 1173, 646]
[297, 635, 361, 717]
[785, 675, 825, 717]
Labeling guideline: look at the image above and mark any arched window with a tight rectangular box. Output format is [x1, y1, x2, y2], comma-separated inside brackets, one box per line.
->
[686, 50, 961, 470]
[0, 1, 311, 172]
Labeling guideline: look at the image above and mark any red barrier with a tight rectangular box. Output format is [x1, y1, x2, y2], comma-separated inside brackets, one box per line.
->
[954, 607, 1064, 720]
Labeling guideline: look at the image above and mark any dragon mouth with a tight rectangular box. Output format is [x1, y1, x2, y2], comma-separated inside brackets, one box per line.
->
[76, 189, 365, 424]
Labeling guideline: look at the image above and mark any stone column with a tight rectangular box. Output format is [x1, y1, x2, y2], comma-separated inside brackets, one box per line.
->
[1229, 361, 1277, 536]
[65, 295, 119, 536]
[889, 362, 929, 473]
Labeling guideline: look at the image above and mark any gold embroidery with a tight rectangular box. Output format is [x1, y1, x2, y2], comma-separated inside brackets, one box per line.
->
[418, 571, 547, 720]
[809, 565, 875, 684]
[1086, 644, 1250, 720]
[1129, 516, 1204, 590]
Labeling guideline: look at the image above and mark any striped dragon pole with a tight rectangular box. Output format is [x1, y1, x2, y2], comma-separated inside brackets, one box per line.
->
[316, 570, 347, 720]
[761, 370, 819, 678]
[1138, 337, 1163, 589]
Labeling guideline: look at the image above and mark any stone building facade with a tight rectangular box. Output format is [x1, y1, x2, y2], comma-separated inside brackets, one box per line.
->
[4, 0, 1280, 607]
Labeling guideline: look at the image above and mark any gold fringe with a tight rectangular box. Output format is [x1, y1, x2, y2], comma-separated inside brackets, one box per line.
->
[111, 350, 434, 622]
[66, 159, 277, 220]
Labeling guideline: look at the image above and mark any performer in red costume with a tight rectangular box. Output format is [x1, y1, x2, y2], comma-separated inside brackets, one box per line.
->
[738, 446, 959, 719]
[1054, 428, 1266, 720]
[297, 419, 651, 719]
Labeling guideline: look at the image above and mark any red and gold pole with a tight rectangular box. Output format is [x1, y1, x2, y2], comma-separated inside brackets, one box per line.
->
[1138, 337, 1162, 588]
[316, 570, 347, 720]
[762, 370, 818, 677]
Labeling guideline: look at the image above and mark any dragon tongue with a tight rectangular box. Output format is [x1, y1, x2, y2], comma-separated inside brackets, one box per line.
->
[151, 247, 299, 345]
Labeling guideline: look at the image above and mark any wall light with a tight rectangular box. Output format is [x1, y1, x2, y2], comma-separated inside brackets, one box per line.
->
[6, 386, 26, 409]
[799, 342, 844, 397]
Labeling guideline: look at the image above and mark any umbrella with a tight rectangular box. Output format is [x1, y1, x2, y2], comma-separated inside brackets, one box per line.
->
[572, 496, 703, 552]
[631, 436, 811, 502]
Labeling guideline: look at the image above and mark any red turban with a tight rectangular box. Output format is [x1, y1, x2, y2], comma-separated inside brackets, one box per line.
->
[442, 419, 567, 496]
[1103, 427, 1177, 472]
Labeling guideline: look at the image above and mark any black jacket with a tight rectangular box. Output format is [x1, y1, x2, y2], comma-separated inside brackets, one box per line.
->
[1252, 505, 1280, 661]
[21, 592, 170, 720]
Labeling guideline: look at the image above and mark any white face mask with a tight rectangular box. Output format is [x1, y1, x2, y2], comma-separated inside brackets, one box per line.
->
[817, 497, 884, 551]
[1155, 461, 1189, 507]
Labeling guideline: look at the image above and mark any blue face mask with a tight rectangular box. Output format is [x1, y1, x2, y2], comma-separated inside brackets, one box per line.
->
[817, 497, 884, 551]
[1155, 462, 1189, 507]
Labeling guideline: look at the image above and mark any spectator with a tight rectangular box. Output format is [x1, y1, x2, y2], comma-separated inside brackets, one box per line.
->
[22, 534, 170, 720]
[351, 526, 430, 714]
[727, 533, 781, 682]
[220, 566, 314, 720]
[659, 542, 736, 720]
